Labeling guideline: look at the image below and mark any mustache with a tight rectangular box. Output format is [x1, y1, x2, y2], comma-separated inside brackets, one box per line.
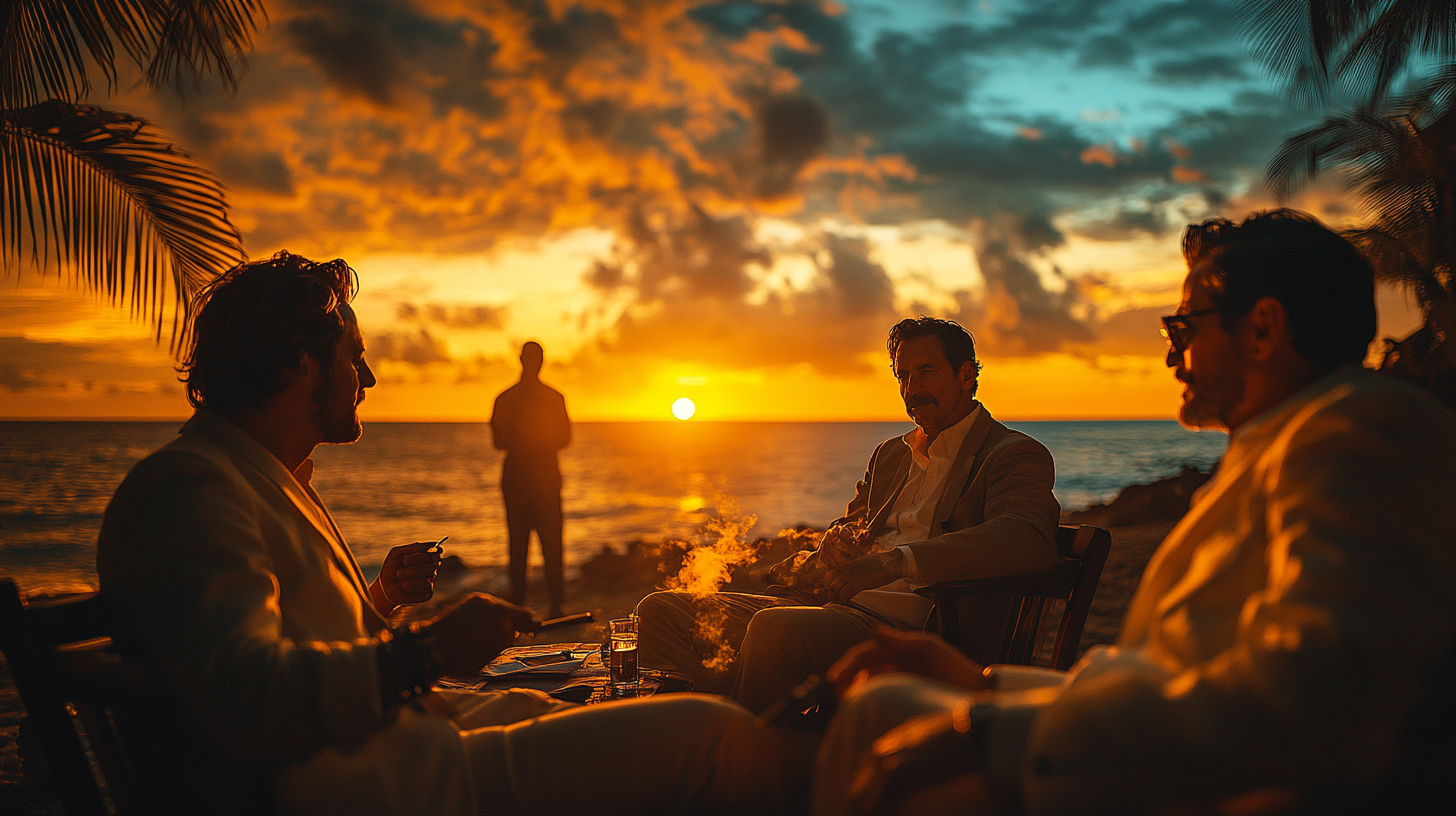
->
[904, 393, 939, 409]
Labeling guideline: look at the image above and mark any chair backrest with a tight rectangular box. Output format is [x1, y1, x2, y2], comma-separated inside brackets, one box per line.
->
[0, 579, 210, 816]
[921, 524, 1112, 671]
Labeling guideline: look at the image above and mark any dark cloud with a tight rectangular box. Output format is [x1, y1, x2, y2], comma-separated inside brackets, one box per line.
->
[1076, 207, 1166, 241]
[952, 214, 1095, 355]
[1077, 35, 1136, 69]
[820, 234, 895, 315]
[0, 337, 97, 392]
[1151, 55, 1250, 85]
[585, 209, 898, 375]
[758, 94, 831, 198]
[215, 150, 294, 196]
[0, 362, 59, 392]
[286, 3, 405, 105]
[0, 336, 173, 395]
[616, 206, 770, 303]
[396, 302, 508, 330]
[528, 5, 621, 65]
[368, 329, 451, 365]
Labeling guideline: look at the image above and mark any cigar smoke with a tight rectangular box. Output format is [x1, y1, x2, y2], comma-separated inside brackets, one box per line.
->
[665, 500, 765, 672]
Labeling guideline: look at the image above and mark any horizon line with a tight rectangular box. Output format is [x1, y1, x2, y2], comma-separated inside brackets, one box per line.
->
[0, 414, 1182, 423]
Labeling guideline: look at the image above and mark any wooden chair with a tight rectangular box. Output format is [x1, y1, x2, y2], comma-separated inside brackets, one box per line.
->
[0, 579, 235, 815]
[917, 524, 1111, 671]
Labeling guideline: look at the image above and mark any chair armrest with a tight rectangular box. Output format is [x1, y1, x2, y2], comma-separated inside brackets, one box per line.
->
[915, 559, 1080, 602]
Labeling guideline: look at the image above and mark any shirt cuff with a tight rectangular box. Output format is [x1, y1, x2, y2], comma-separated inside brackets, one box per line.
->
[896, 545, 919, 582]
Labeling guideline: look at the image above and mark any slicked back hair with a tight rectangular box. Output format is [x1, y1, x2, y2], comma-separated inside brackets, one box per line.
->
[180, 251, 358, 415]
[1182, 209, 1375, 370]
[887, 316, 983, 395]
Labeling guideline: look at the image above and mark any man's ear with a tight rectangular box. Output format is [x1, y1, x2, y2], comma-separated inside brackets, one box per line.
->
[287, 350, 320, 386]
[959, 360, 978, 392]
[1240, 296, 1288, 361]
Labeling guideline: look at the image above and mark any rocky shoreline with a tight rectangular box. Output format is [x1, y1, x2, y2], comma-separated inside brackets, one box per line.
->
[0, 467, 1211, 813]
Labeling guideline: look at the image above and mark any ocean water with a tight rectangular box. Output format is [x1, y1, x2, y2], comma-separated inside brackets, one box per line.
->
[0, 420, 1227, 596]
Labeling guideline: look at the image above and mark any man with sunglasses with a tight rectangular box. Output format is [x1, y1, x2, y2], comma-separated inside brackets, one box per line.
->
[811, 210, 1456, 815]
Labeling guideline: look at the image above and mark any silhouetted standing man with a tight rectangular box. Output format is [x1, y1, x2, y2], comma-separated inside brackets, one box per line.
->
[491, 341, 571, 618]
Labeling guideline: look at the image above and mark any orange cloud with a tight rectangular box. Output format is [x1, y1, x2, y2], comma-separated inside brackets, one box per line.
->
[1171, 166, 1207, 183]
[1079, 144, 1118, 168]
[1163, 137, 1192, 159]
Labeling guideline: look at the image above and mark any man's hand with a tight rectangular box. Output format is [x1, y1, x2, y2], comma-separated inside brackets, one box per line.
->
[828, 627, 991, 696]
[426, 593, 538, 677]
[825, 548, 905, 603]
[817, 524, 861, 569]
[370, 541, 443, 615]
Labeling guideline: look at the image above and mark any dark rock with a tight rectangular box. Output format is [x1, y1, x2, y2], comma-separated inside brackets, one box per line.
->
[1065, 465, 1213, 527]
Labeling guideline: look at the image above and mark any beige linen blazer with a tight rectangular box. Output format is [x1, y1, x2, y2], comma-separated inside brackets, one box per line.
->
[97, 410, 474, 815]
[840, 406, 1061, 584]
[979, 368, 1456, 814]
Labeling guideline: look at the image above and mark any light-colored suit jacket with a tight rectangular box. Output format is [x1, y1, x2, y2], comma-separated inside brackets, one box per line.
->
[979, 367, 1456, 814]
[838, 406, 1061, 584]
[97, 409, 475, 815]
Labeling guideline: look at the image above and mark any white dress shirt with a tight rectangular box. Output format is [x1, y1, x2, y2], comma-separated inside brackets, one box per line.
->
[852, 403, 983, 627]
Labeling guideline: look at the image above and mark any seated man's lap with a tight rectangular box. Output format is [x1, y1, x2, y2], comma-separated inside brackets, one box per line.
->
[435, 687, 577, 729]
[733, 603, 888, 714]
[462, 693, 810, 816]
[636, 590, 794, 694]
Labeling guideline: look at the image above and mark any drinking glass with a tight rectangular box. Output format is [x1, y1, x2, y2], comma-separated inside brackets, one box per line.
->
[608, 617, 639, 695]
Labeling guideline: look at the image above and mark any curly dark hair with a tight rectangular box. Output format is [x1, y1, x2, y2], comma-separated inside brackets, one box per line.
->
[179, 251, 358, 415]
[886, 316, 982, 394]
[1182, 209, 1375, 370]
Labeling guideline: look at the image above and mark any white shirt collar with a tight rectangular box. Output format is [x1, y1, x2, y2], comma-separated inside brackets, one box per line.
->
[902, 401, 982, 470]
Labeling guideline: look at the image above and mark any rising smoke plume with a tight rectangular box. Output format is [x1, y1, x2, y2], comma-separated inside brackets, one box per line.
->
[664, 501, 764, 672]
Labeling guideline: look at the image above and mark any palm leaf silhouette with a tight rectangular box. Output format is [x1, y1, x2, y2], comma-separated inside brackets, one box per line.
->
[0, 0, 261, 341]
[2, 100, 243, 344]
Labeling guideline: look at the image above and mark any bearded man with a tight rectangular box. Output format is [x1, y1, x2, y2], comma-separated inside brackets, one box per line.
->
[637, 316, 1061, 713]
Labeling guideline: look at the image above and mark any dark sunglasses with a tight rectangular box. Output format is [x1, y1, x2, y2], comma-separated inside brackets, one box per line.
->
[1159, 308, 1220, 355]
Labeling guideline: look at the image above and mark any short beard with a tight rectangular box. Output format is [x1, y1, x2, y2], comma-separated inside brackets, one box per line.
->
[311, 369, 362, 444]
[1177, 366, 1244, 431]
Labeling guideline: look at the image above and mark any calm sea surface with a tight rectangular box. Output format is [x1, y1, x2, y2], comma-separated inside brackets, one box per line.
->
[0, 420, 1227, 596]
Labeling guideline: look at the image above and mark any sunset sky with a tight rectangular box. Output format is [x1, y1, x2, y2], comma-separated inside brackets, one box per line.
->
[1, 0, 1426, 421]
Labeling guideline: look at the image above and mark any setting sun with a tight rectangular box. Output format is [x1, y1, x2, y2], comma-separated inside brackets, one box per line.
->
[671, 398, 696, 420]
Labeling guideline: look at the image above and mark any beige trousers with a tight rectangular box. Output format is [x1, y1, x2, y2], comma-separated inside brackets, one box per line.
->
[635, 590, 890, 713]
[461, 692, 810, 815]
[278, 688, 807, 816]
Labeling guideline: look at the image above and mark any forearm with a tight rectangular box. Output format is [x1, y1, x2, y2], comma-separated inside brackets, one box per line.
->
[908, 513, 1057, 583]
[368, 576, 398, 618]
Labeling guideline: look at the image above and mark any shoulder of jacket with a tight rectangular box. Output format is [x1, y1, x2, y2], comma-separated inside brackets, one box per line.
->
[984, 422, 1051, 457]
[122, 432, 249, 489]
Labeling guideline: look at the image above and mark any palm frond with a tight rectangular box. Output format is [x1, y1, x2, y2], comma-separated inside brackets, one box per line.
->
[1, 99, 244, 344]
[1346, 225, 1438, 297]
[145, 0, 264, 93]
[1236, 0, 1384, 108]
[1265, 111, 1395, 198]
[0, 0, 261, 109]
[1336, 0, 1456, 106]
[2, 0, 129, 108]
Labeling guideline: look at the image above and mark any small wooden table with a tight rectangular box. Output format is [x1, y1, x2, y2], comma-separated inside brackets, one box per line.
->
[436, 642, 691, 704]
